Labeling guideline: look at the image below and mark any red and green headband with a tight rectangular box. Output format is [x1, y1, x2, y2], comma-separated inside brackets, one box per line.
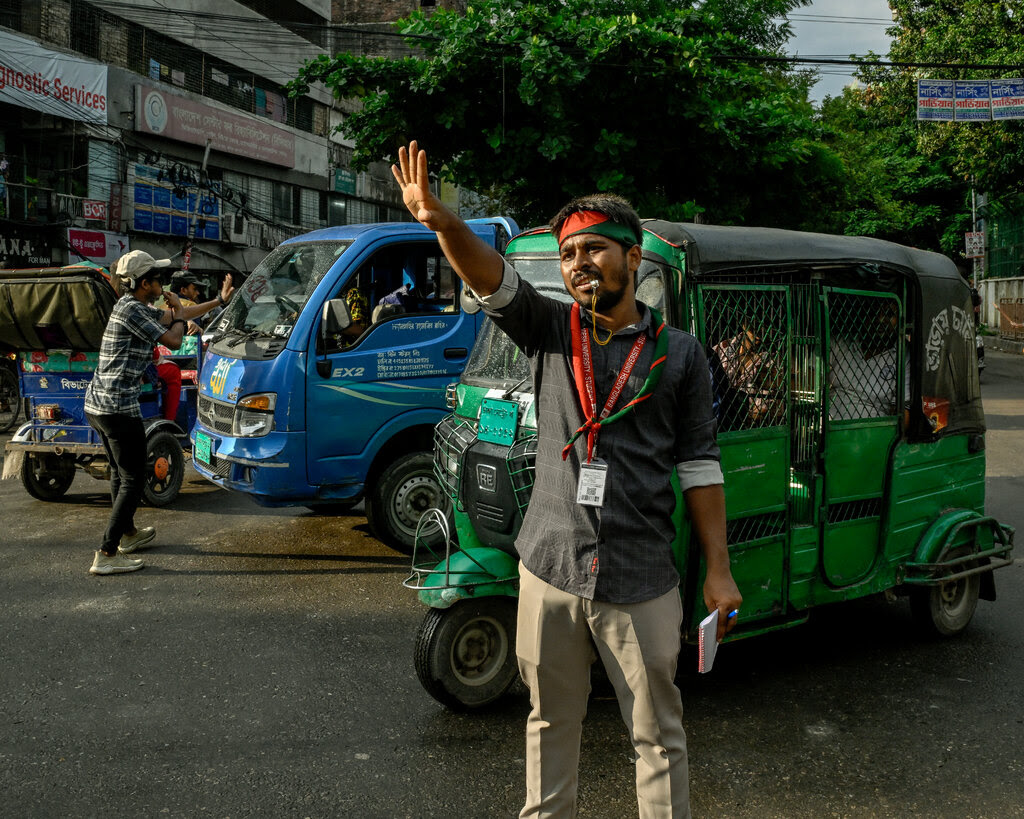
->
[558, 210, 640, 248]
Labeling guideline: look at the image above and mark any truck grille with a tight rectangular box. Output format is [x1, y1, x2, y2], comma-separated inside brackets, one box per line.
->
[198, 395, 234, 435]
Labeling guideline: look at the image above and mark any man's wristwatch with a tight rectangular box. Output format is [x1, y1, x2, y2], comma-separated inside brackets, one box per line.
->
[218, 293, 227, 306]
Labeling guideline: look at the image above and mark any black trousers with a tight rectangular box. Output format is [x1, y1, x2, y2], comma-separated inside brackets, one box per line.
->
[86, 412, 146, 554]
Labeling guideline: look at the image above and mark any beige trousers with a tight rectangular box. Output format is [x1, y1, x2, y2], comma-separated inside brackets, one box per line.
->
[517, 564, 690, 819]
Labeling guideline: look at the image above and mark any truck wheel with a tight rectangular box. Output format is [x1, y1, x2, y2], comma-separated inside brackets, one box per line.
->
[910, 547, 981, 637]
[142, 430, 184, 507]
[21, 453, 76, 501]
[365, 451, 450, 554]
[414, 598, 519, 710]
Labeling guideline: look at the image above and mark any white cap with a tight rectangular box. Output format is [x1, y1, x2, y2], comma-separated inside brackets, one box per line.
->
[115, 250, 173, 288]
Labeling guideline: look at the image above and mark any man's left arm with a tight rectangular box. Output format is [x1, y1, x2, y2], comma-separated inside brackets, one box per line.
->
[674, 337, 742, 641]
[682, 483, 742, 641]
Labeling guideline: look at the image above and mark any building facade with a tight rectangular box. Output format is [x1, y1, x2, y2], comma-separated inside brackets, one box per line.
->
[0, 0, 452, 281]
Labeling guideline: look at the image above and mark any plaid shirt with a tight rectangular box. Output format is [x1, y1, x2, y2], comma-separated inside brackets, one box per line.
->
[480, 262, 722, 604]
[84, 295, 168, 418]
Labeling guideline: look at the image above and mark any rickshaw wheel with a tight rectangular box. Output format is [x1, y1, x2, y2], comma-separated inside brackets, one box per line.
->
[414, 598, 519, 710]
[142, 430, 185, 507]
[20, 453, 76, 501]
[910, 547, 981, 637]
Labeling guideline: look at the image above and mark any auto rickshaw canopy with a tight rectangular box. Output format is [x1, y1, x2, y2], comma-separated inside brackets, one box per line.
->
[642, 221, 984, 439]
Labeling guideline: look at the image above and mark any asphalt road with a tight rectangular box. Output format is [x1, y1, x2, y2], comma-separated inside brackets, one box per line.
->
[2, 352, 1023, 818]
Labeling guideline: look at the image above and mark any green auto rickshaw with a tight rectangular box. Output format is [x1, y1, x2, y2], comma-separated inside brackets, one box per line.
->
[404, 222, 1015, 710]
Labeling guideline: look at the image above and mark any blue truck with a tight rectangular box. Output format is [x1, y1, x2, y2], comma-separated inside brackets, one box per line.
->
[190, 218, 517, 551]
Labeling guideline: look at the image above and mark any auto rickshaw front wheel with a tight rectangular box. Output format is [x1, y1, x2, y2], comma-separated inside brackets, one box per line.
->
[21, 452, 76, 501]
[415, 597, 519, 710]
[910, 546, 981, 637]
[142, 430, 185, 507]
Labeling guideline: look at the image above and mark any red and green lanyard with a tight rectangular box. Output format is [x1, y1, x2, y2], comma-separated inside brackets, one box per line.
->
[562, 302, 669, 463]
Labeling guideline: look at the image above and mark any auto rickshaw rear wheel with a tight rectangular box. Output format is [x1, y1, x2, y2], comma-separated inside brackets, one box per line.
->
[910, 546, 981, 637]
[20, 452, 76, 501]
[414, 597, 519, 710]
[142, 430, 184, 507]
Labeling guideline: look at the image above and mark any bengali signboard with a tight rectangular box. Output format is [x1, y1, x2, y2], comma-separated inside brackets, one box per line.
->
[954, 80, 991, 122]
[990, 79, 1024, 121]
[0, 30, 108, 124]
[918, 79, 954, 122]
[67, 228, 129, 267]
[134, 83, 296, 168]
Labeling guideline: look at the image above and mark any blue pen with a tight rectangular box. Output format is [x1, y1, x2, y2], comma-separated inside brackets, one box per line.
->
[727, 609, 739, 620]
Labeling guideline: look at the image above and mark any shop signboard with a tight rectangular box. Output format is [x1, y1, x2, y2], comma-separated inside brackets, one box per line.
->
[67, 228, 129, 267]
[0, 30, 108, 124]
[83, 200, 107, 221]
[0, 221, 54, 267]
[135, 83, 296, 168]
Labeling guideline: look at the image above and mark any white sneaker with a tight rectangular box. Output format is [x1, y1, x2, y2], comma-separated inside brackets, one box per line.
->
[119, 526, 156, 554]
[90, 551, 144, 575]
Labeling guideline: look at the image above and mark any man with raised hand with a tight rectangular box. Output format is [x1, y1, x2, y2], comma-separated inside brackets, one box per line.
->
[393, 141, 741, 818]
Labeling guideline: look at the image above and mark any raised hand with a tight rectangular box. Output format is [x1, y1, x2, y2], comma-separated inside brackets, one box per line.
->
[220, 273, 235, 305]
[391, 141, 449, 231]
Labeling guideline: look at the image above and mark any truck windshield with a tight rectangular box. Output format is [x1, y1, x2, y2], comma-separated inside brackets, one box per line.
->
[214, 241, 351, 340]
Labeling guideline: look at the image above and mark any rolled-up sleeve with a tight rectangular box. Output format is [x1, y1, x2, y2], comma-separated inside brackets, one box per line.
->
[474, 259, 520, 311]
[674, 338, 723, 490]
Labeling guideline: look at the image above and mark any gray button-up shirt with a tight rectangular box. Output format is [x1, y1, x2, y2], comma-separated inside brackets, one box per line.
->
[481, 261, 722, 604]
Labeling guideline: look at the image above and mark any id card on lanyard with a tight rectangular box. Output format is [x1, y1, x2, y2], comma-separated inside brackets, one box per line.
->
[562, 304, 669, 507]
[569, 304, 646, 507]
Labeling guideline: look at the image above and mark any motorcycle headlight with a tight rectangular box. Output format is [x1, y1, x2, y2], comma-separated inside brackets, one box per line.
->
[233, 393, 276, 437]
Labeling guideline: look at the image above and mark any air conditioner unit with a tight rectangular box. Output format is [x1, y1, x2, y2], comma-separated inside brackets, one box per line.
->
[227, 214, 248, 244]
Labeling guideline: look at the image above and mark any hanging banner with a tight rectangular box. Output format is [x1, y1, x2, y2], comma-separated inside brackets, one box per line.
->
[918, 79, 954, 122]
[954, 80, 991, 122]
[0, 30, 108, 124]
[990, 79, 1024, 120]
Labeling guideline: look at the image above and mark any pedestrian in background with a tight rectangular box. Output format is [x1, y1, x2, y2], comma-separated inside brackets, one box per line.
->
[85, 250, 233, 575]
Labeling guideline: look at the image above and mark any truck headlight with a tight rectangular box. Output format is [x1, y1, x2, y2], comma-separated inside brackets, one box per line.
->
[233, 393, 276, 437]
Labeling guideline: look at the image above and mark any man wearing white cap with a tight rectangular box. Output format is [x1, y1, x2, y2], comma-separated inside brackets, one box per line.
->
[84, 250, 234, 575]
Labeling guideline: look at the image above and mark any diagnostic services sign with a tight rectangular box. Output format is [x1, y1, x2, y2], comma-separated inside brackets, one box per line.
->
[0, 30, 108, 124]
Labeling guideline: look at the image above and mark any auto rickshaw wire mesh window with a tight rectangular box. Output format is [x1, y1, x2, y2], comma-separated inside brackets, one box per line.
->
[826, 292, 904, 422]
[701, 287, 789, 433]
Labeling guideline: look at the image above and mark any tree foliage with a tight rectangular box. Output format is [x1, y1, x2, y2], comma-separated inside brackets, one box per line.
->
[293, 0, 845, 227]
[822, 0, 1024, 255]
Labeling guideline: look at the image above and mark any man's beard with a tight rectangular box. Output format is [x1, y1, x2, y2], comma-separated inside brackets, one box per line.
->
[592, 284, 626, 313]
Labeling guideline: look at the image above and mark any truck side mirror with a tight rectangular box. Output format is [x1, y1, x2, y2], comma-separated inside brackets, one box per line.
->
[460, 286, 482, 315]
[317, 298, 354, 377]
[321, 297, 352, 338]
